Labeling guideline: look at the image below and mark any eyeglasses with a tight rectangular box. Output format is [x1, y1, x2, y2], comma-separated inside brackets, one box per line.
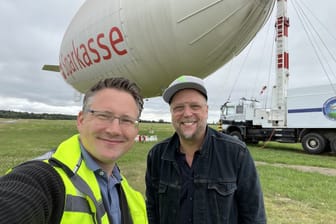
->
[86, 109, 139, 128]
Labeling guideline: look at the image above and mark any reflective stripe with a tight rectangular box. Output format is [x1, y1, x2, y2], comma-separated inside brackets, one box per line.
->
[65, 195, 91, 213]
[64, 195, 106, 218]
[70, 173, 106, 221]
[49, 158, 106, 224]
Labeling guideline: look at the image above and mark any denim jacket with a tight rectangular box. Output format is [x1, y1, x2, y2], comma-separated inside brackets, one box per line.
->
[145, 127, 266, 224]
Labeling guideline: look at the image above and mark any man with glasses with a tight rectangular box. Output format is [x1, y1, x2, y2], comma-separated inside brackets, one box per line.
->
[0, 77, 148, 224]
[145, 75, 266, 224]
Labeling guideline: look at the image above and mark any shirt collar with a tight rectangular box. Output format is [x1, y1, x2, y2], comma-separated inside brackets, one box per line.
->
[79, 141, 122, 181]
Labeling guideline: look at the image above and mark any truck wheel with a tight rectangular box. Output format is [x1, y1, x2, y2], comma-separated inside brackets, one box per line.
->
[330, 138, 336, 153]
[301, 133, 326, 154]
[230, 131, 243, 141]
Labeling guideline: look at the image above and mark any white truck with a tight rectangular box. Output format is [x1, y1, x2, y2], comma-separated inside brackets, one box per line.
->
[219, 0, 336, 154]
[219, 84, 336, 154]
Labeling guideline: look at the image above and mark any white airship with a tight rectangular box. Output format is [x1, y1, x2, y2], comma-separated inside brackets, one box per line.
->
[43, 0, 275, 98]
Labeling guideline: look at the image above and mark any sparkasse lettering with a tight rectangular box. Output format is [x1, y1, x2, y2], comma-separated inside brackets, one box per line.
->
[59, 26, 128, 79]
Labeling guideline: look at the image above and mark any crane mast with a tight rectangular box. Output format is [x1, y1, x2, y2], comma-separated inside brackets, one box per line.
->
[271, 0, 290, 126]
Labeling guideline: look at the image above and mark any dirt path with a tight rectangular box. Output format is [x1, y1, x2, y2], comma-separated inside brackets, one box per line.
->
[256, 161, 336, 176]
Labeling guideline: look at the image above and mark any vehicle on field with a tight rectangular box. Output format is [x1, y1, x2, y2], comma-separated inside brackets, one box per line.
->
[218, 0, 336, 154]
[219, 84, 336, 154]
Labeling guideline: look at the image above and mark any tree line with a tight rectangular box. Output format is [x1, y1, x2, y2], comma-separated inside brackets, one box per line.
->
[0, 110, 169, 123]
[0, 110, 76, 120]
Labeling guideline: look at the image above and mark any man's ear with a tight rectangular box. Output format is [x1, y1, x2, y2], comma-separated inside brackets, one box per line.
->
[76, 111, 84, 129]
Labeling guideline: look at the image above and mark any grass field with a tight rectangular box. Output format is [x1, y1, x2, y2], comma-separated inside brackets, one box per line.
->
[1, 118, 335, 223]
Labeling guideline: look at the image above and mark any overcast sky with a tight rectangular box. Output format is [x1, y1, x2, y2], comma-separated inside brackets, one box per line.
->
[1, 0, 336, 123]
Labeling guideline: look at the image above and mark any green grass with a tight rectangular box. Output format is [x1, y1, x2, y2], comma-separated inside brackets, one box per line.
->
[0, 119, 78, 171]
[250, 142, 336, 169]
[0, 119, 335, 224]
[258, 165, 336, 223]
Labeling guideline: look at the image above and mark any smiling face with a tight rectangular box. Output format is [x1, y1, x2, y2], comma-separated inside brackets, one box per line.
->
[77, 88, 139, 169]
[170, 89, 208, 142]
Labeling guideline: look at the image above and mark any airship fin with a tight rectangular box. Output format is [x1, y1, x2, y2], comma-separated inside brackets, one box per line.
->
[42, 64, 60, 72]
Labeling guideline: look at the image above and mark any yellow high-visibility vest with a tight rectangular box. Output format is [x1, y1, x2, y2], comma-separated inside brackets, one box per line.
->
[49, 134, 148, 224]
